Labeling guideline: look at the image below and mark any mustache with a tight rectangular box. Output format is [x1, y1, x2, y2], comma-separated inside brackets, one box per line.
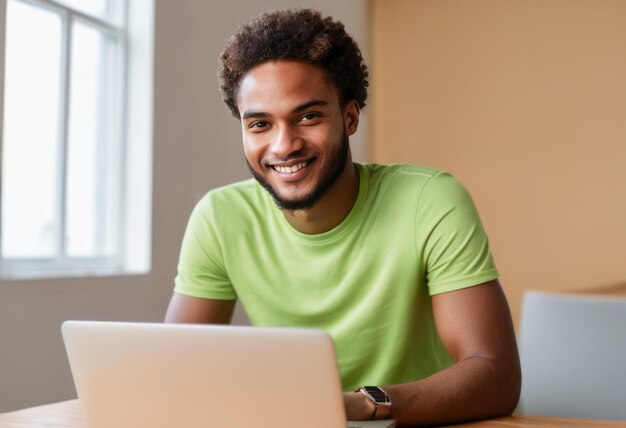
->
[264, 151, 307, 164]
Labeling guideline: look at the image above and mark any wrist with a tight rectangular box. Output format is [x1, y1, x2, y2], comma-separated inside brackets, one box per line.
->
[355, 386, 392, 420]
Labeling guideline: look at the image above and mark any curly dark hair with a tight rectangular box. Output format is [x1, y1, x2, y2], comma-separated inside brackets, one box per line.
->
[218, 8, 369, 118]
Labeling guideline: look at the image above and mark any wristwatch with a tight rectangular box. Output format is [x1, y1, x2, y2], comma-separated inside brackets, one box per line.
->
[356, 386, 392, 420]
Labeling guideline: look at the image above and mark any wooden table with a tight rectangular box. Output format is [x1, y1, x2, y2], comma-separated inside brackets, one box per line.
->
[1, 400, 625, 427]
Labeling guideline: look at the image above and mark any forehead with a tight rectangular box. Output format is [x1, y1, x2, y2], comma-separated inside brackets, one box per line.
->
[237, 60, 339, 115]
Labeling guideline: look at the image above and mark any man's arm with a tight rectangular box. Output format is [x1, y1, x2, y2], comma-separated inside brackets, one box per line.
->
[344, 279, 521, 426]
[164, 292, 235, 324]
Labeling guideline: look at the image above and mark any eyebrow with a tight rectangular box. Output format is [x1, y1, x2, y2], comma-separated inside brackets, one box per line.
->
[241, 99, 329, 120]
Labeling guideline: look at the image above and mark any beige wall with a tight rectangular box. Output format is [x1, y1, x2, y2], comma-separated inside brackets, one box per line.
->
[0, 0, 369, 412]
[371, 0, 626, 326]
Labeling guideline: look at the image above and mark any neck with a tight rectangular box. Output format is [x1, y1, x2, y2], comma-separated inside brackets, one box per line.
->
[283, 162, 359, 235]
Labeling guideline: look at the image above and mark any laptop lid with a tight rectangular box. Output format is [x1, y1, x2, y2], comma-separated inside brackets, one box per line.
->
[61, 320, 348, 428]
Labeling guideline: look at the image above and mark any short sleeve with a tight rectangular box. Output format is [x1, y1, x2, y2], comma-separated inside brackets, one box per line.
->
[173, 193, 237, 300]
[415, 171, 499, 295]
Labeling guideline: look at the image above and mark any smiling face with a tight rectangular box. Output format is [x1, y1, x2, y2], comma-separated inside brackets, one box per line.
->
[237, 60, 359, 211]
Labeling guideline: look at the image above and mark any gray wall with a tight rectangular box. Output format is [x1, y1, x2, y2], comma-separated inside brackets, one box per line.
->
[0, 0, 370, 412]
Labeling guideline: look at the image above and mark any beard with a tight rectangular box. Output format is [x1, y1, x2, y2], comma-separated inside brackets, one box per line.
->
[246, 130, 350, 211]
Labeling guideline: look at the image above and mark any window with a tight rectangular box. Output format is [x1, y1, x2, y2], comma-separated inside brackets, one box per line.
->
[0, 0, 154, 278]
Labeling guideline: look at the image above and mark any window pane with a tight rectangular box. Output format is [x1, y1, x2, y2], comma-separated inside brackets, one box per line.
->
[65, 21, 120, 258]
[54, 0, 122, 24]
[1, 0, 62, 258]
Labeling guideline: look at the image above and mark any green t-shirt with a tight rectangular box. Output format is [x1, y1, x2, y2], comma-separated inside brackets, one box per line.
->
[174, 163, 499, 391]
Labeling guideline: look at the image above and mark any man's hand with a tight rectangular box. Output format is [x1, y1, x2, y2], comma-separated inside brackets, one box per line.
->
[344, 391, 375, 421]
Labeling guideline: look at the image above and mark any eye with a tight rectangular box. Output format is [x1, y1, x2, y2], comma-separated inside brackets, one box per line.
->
[300, 112, 320, 122]
[249, 121, 269, 129]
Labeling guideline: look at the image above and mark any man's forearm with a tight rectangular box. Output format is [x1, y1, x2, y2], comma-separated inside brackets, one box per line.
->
[346, 355, 521, 426]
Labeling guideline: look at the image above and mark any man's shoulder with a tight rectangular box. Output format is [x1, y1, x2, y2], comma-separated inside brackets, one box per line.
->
[361, 162, 448, 189]
[200, 178, 262, 203]
[193, 178, 269, 219]
[362, 162, 441, 177]
[361, 163, 471, 212]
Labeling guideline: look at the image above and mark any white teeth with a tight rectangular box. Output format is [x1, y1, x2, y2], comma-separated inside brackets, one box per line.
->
[274, 162, 307, 174]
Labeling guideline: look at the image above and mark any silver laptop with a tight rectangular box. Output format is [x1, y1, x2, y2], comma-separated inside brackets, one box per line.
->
[62, 321, 395, 428]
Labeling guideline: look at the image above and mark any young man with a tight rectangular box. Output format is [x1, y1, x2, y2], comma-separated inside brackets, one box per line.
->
[165, 8, 521, 426]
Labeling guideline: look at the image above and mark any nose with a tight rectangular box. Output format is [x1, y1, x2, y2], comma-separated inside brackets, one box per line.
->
[270, 124, 304, 158]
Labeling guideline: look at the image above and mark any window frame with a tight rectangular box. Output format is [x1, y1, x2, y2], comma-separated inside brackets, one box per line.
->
[0, 0, 152, 279]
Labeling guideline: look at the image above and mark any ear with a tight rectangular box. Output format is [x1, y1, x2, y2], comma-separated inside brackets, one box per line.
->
[343, 100, 360, 136]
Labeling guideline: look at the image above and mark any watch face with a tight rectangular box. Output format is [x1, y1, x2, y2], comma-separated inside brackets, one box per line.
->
[364, 386, 391, 404]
